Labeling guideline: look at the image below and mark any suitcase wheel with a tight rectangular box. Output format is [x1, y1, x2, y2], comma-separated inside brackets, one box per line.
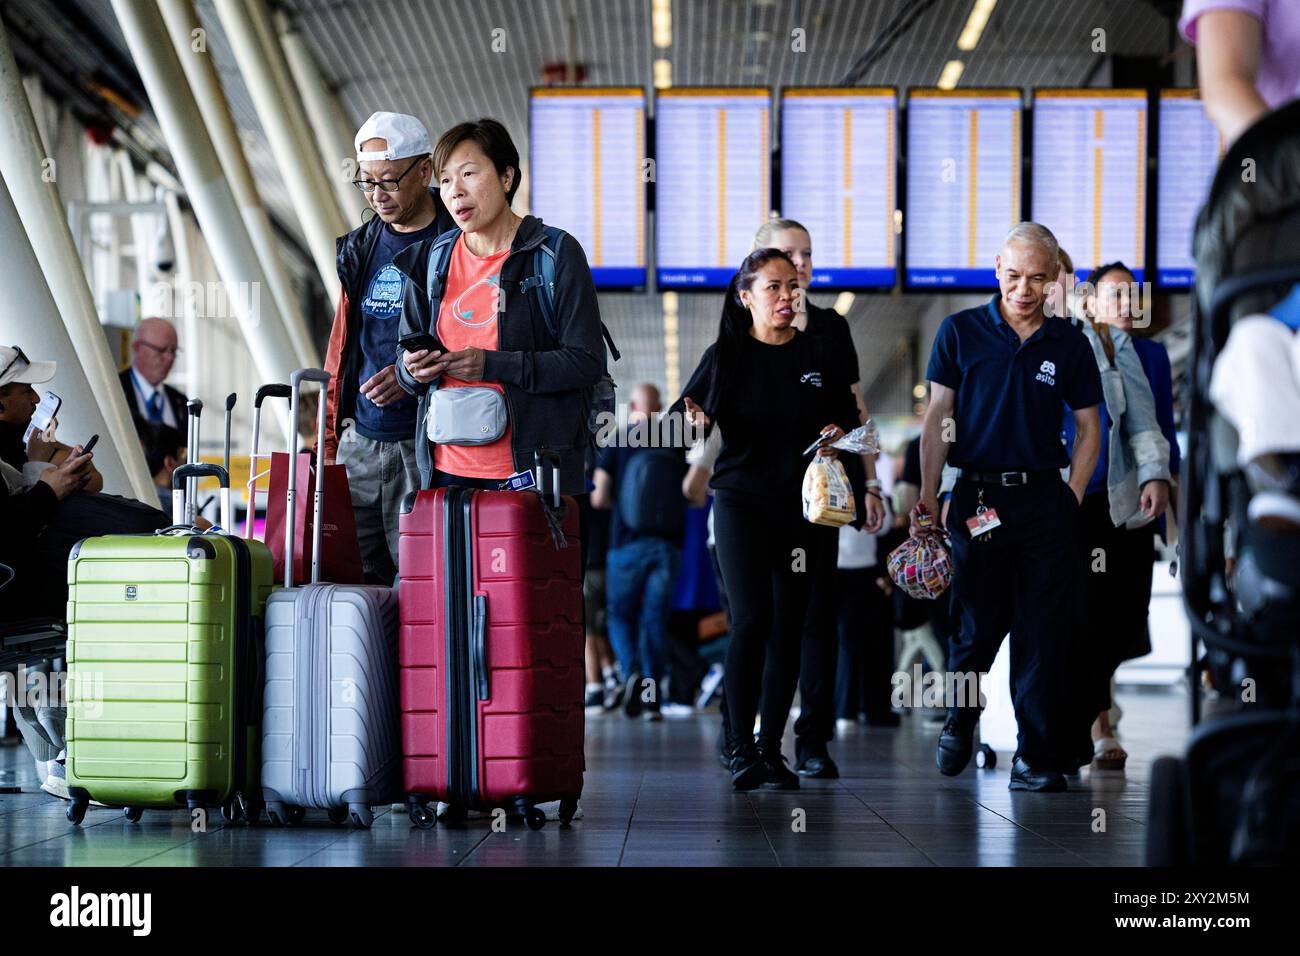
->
[220, 798, 243, 823]
[66, 797, 88, 826]
[558, 798, 578, 826]
[242, 795, 264, 827]
[348, 804, 373, 829]
[266, 802, 287, 827]
[409, 803, 436, 830]
[328, 805, 349, 826]
[975, 745, 997, 770]
[525, 806, 547, 831]
[123, 807, 143, 824]
[287, 805, 306, 825]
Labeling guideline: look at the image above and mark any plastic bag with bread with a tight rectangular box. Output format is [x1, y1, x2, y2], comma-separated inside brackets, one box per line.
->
[802, 457, 856, 527]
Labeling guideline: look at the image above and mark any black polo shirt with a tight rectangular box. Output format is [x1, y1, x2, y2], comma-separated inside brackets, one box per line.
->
[926, 295, 1102, 472]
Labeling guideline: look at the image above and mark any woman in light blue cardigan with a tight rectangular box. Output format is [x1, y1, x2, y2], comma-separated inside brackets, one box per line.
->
[1060, 261, 1173, 773]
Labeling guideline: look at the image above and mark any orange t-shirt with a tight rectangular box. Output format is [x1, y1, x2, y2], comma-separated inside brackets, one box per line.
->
[433, 236, 515, 479]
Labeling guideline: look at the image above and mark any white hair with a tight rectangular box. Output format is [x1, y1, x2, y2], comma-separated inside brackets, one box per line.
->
[1001, 222, 1060, 262]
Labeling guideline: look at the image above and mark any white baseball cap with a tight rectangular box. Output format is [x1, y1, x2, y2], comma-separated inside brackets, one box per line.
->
[355, 112, 432, 162]
[0, 345, 55, 389]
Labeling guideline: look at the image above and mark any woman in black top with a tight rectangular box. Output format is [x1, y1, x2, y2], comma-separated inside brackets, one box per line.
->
[677, 248, 858, 790]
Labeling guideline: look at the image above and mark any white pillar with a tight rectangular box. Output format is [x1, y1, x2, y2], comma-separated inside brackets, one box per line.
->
[0, 20, 155, 502]
[110, 0, 295, 445]
[213, 0, 348, 302]
[157, 0, 320, 370]
[0, 178, 150, 499]
[276, 11, 369, 230]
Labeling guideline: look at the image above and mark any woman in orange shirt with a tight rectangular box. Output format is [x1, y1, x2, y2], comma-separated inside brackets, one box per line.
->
[395, 119, 608, 501]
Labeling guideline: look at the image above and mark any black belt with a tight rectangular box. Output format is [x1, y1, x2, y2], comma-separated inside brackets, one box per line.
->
[960, 469, 1060, 487]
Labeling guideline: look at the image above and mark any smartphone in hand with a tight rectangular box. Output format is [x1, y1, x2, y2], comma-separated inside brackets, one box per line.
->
[399, 331, 444, 355]
[81, 434, 99, 455]
[23, 391, 62, 444]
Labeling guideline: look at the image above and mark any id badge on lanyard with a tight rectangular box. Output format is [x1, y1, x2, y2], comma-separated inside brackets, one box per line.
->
[966, 487, 1002, 540]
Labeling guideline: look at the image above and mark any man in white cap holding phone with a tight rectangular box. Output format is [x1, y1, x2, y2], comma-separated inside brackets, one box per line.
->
[322, 112, 454, 583]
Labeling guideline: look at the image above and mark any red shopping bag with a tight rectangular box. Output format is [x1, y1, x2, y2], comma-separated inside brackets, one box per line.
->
[264, 450, 364, 585]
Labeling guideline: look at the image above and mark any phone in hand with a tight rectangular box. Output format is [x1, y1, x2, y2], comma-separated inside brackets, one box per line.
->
[23, 391, 62, 444]
[399, 331, 445, 356]
[81, 434, 99, 455]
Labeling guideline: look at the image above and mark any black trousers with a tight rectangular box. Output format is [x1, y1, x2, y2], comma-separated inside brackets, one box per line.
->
[713, 488, 827, 752]
[945, 476, 1079, 771]
[792, 527, 848, 755]
[831, 566, 896, 721]
[1066, 491, 1156, 734]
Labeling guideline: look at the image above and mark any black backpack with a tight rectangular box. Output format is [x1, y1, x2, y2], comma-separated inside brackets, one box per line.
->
[617, 449, 686, 537]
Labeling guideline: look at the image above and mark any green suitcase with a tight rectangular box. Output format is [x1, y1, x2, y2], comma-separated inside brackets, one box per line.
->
[64, 463, 274, 826]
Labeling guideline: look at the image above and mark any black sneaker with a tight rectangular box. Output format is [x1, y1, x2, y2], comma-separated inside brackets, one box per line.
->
[759, 747, 800, 790]
[623, 672, 644, 718]
[584, 685, 604, 708]
[730, 743, 766, 791]
[936, 717, 976, 776]
[794, 749, 839, 779]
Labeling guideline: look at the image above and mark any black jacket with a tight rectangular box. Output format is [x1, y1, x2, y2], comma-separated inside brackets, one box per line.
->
[393, 215, 606, 495]
[324, 189, 455, 459]
[118, 368, 188, 429]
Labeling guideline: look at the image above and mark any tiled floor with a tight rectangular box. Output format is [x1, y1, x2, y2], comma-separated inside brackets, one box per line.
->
[0, 688, 1188, 867]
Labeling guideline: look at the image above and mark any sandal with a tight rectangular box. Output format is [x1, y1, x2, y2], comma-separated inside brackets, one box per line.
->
[1090, 736, 1128, 771]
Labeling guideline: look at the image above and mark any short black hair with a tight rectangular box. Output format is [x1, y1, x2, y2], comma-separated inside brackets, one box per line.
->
[135, 420, 185, 477]
[1084, 260, 1134, 287]
[433, 118, 521, 205]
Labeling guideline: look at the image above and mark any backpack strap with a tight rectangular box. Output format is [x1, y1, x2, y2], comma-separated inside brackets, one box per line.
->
[424, 227, 460, 315]
[518, 224, 622, 361]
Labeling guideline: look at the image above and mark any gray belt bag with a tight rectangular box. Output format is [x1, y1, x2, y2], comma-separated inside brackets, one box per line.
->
[426, 386, 509, 445]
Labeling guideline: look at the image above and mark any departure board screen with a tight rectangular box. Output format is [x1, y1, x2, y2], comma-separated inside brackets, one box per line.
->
[530, 87, 647, 288]
[904, 89, 1022, 288]
[780, 88, 897, 288]
[655, 88, 771, 289]
[1156, 90, 1223, 287]
[1030, 89, 1147, 282]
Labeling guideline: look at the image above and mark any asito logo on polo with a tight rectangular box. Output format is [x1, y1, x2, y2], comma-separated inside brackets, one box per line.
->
[1035, 360, 1056, 386]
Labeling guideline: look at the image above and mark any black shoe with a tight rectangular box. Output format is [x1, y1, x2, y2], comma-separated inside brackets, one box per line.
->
[601, 677, 624, 711]
[794, 752, 839, 779]
[1009, 755, 1068, 792]
[642, 697, 662, 722]
[865, 711, 901, 728]
[758, 748, 800, 790]
[623, 672, 643, 718]
[936, 718, 976, 776]
[584, 686, 604, 708]
[730, 743, 766, 791]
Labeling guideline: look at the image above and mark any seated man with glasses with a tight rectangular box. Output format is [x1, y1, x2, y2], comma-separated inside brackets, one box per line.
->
[321, 111, 452, 584]
[0, 344, 103, 493]
[117, 316, 188, 429]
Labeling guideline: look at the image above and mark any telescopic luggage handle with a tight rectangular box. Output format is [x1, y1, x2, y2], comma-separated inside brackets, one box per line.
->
[533, 448, 562, 510]
[185, 399, 203, 526]
[172, 462, 231, 531]
[283, 368, 331, 588]
[245, 384, 292, 538]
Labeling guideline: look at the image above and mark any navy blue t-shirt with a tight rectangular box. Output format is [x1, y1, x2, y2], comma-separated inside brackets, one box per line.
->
[354, 220, 441, 441]
[926, 295, 1102, 472]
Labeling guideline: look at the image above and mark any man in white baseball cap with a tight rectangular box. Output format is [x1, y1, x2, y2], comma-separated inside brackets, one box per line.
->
[321, 112, 453, 583]
[0, 344, 103, 494]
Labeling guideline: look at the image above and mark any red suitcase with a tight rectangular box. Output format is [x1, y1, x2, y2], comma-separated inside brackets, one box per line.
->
[398, 453, 584, 831]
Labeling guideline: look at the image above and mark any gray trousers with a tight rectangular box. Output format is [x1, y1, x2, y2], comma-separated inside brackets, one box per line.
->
[336, 432, 420, 584]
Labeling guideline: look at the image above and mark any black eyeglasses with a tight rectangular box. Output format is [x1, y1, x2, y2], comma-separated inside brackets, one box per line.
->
[0, 345, 28, 383]
[352, 157, 423, 195]
[138, 340, 181, 357]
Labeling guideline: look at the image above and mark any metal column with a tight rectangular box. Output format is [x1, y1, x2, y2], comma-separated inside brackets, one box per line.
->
[111, 0, 297, 445]
[0, 20, 155, 501]
[213, 0, 348, 302]
[158, 0, 320, 370]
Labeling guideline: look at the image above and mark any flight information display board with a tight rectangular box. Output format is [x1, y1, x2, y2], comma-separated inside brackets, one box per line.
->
[1030, 89, 1147, 282]
[530, 87, 646, 288]
[655, 88, 771, 288]
[780, 88, 897, 288]
[1156, 90, 1223, 287]
[905, 89, 1022, 288]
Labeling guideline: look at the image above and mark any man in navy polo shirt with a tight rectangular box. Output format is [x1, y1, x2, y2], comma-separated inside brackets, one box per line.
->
[911, 222, 1102, 792]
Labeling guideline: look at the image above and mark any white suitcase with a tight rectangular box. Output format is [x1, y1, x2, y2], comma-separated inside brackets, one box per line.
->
[259, 368, 401, 828]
